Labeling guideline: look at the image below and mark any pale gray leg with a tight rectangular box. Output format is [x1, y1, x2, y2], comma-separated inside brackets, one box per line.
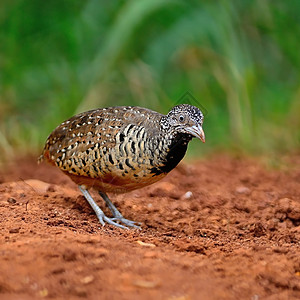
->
[78, 185, 128, 229]
[99, 191, 141, 229]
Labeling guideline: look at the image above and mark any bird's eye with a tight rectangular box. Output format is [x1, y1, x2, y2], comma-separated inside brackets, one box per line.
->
[179, 115, 185, 122]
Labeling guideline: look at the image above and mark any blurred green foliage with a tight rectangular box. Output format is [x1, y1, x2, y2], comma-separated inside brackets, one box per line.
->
[0, 0, 299, 159]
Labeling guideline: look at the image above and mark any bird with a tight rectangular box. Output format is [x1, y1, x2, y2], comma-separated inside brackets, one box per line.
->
[39, 104, 205, 229]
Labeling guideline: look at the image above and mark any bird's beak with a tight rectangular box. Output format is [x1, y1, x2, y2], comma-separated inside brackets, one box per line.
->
[184, 124, 205, 143]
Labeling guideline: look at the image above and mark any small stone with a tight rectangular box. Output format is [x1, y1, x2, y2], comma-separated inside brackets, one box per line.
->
[147, 203, 153, 209]
[182, 191, 193, 199]
[80, 275, 94, 284]
[7, 198, 17, 204]
[278, 198, 291, 212]
[137, 240, 156, 248]
[38, 288, 48, 297]
[278, 198, 300, 221]
[287, 203, 300, 221]
[133, 280, 159, 289]
[235, 186, 251, 195]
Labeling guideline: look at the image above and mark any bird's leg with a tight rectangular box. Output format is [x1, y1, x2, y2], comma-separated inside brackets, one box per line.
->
[98, 191, 141, 229]
[78, 185, 128, 229]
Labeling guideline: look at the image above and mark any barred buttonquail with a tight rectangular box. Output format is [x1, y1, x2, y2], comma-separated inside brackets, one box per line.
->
[40, 104, 205, 229]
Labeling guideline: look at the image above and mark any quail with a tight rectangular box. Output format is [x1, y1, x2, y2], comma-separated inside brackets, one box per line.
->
[40, 104, 205, 229]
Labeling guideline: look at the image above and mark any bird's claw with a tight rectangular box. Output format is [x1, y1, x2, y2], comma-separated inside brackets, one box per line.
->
[96, 213, 141, 230]
[111, 217, 142, 229]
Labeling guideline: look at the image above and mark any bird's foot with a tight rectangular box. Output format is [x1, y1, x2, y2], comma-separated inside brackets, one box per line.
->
[79, 186, 136, 230]
[98, 191, 142, 229]
[95, 209, 141, 229]
[111, 216, 142, 229]
[99, 214, 130, 230]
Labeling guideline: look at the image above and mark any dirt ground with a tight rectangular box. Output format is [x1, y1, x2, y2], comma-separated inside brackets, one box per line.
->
[0, 154, 300, 300]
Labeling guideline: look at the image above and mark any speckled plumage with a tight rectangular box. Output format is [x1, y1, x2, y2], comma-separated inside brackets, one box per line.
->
[40, 104, 205, 229]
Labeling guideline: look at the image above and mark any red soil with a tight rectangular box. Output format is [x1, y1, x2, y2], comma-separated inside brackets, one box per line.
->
[0, 154, 300, 299]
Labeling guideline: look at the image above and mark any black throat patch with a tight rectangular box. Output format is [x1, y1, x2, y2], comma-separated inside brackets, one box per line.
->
[150, 133, 192, 175]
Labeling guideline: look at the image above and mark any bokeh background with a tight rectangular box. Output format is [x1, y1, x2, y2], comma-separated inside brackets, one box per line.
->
[1, 0, 300, 161]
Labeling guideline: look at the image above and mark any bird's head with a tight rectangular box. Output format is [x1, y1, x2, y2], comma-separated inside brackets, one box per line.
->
[162, 104, 205, 143]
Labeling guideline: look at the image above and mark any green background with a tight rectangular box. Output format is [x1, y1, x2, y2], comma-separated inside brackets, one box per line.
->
[1, 0, 299, 160]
